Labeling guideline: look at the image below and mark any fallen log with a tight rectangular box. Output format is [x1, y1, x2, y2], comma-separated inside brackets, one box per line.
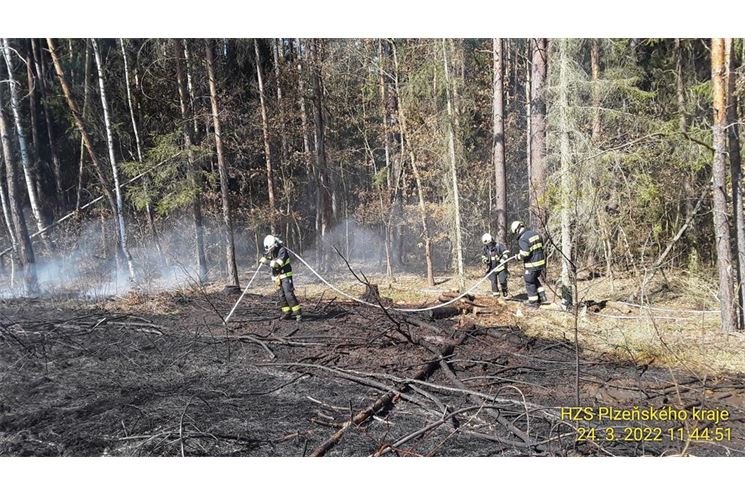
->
[309, 336, 463, 457]
[425, 305, 462, 321]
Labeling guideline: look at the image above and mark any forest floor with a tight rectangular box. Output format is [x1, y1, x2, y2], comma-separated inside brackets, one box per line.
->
[1, 264, 744, 456]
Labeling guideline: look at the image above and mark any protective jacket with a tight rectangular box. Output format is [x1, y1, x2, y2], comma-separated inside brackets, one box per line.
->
[482, 242, 509, 273]
[517, 228, 545, 271]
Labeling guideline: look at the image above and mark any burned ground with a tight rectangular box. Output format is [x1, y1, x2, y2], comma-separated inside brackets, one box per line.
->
[1, 289, 744, 456]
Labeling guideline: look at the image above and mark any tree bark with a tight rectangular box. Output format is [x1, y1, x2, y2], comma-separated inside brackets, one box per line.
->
[726, 39, 745, 329]
[175, 40, 208, 284]
[558, 38, 574, 295]
[378, 39, 394, 279]
[31, 39, 63, 208]
[442, 39, 465, 289]
[590, 39, 601, 143]
[47, 39, 118, 221]
[205, 39, 239, 287]
[529, 38, 548, 229]
[91, 38, 137, 284]
[493, 38, 507, 246]
[254, 39, 277, 233]
[2, 38, 47, 242]
[309, 39, 332, 272]
[75, 40, 91, 212]
[0, 97, 38, 295]
[711, 38, 736, 333]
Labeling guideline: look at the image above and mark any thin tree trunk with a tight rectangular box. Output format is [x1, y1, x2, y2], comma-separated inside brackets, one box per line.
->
[92, 38, 136, 284]
[24, 40, 42, 207]
[442, 39, 465, 289]
[205, 39, 239, 287]
[254, 39, 277, 233]
[726, 39, 745, 329]
[296, 39, 315, 256]
[525, 40, 532, 203]
[310, 40, 331, 272]
[31, 39, 63, 208]
[0, 99, 38, 295]
[558, 38, 574, 295]
[378, 40, 394, 279]
[493, 38, 507, 245]
[530, 38, 548, 228]
[273, 39, 292, 242]
[175, 40, 208, 283]
[711, 38, 736, 333]
[590, 39, 601, 142]
[410, 150, 435, 286]
[0, 146, 17, 251]
[2, 38, 47, 242]
[47, 39, 118, 221]
[120, 39, 162, 260]
[75, 40, 91, 212]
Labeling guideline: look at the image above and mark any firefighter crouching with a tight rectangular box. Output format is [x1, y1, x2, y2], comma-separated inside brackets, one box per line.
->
[511, 221, 548, 308]
[260, 235, 302, 322]
[481, 233, 509, 297]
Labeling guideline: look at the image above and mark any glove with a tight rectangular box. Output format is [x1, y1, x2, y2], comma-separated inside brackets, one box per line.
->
[500, 250, 510, 263]
[269, 259, 279, 268]
[273, 276, 280, 287]
[481, 255, 489, 264]
[259, 256, 268, 265]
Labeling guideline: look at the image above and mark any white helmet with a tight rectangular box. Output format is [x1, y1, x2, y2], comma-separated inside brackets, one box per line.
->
[510, 221, 524, 235]
[263, 234, 280, 253]
[481, 233, 494, 245]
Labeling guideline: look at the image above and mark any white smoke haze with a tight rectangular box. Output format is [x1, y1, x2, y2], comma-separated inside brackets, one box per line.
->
[0, 212, 457, 299]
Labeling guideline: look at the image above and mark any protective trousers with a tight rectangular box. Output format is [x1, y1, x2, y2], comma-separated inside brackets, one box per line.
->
[278, 277, 301, 316]
[524, 268, 546, 304]
[489, 270, 508, 295]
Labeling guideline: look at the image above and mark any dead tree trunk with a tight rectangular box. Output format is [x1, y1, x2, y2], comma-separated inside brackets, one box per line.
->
[205, 39, 239, 287]
[0, 99, 38, 295]
[175, 40, 208, 284]
[711, 38, 736, 333]
[91, 38, 137, 284]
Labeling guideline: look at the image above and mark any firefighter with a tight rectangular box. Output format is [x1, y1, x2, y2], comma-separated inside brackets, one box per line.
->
[481, 233, 509, 297]
[259, 235, 302, 321]
[511, 221, 547, 308]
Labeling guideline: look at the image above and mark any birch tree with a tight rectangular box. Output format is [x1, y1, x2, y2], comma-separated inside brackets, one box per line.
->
[0, 96, 38, 294]
[2, 38, 46, 241]
[91, 38, 137, 283]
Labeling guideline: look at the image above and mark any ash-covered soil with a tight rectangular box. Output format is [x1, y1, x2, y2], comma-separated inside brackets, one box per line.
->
[1, 289, 744, 456]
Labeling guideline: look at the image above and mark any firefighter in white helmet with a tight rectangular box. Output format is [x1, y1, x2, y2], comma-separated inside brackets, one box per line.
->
[259, 235, 302, 321]
[481, 233, 510, 298]
[511, 221, 547, 308]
